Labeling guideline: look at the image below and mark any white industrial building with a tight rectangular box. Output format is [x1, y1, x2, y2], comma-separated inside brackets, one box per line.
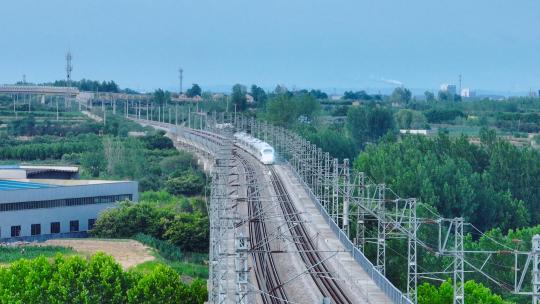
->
[0, 178, 138, 240]
[461, 88, 476, 98]
[440, 84, 457, 95]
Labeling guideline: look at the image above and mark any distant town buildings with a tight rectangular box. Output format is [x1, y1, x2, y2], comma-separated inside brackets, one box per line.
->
[460, 88, 476, 98]
[440, 84, 457, 95]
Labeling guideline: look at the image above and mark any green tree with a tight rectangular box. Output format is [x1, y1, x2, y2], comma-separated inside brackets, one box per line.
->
[92, 202, 172, 238]
[8, 116, 37, 136]
[250, 85, 267, 104]
[153, 89, 171, 105]
[418, 280, 511, 304]
[81, 151, 106, 177]
[264, 94, 321, 127]
[231, 84, 247, 111]
[165, 171, 205, 196]
[264, 94, 297, 127]
[424, 91, 436, 102]
[390, 87, 412, 104]
[163, 213, 210, 252]
[302, 126, 357, 160]
[354, 132, 538, 232]
[0, 253, 206, 304]
[342, 90, 372, 100]
[346, 104, 395, 147]
[395, 109, 414, 129]
[186, 84, 202, 98]
[479, 126, 497, 146]
[127, 265, 185, 304]
[295, 94, 321, 122]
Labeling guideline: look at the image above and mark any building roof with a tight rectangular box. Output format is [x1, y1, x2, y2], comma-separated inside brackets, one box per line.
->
[0, 165, 79, 172]
[0, 179, 58, 191]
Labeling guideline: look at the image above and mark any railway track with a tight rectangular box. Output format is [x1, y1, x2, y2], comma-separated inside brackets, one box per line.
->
[138, 121, 353, 303]
[235, 150, 289, 304]
[269, 166, 352, 304]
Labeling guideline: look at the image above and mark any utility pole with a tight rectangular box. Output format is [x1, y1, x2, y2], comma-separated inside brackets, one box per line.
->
[66, 51, 73, 110]
[179, 68, 183, 95]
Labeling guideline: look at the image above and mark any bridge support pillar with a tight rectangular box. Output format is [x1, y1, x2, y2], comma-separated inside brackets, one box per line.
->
[532, 235, 540, 304]
[453, 217, 465, 304]
[376, 184, 386, 276]
[407, 199, 418, 304]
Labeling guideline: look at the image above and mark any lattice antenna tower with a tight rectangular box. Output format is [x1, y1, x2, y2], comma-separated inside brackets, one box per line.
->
[66, 51, 73, 87]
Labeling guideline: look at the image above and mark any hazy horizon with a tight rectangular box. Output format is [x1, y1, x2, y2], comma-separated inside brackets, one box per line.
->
[1, 0, 539, 94]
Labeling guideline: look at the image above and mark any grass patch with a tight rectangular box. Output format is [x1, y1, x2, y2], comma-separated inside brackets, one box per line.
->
[0, 245, 75, 263]
[167, 261, 209, 278]
[132, 234, 208, 279]
[132, 260, 209, 279]
[134, 233, 208, 264]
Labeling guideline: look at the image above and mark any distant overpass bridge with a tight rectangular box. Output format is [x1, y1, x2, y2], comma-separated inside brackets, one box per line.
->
[0, 85, 79, 96]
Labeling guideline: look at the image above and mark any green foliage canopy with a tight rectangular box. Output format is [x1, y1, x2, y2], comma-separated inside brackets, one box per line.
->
[0, 253, 207, 304]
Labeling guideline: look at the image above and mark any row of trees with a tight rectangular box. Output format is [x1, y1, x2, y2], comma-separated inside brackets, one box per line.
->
[263, 94, 321, 127]
[0, 253, 207, 303]
[0, 134, 101, 161]
[259, 93, 398, 159]
[81, 133, 205, 194]
[49, 79, 122, 93]
[7, 116, 105, 137]
[355, 129, 540, 232]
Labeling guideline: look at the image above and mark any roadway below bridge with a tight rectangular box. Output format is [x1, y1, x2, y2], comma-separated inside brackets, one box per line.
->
[130, 117, 392, 304]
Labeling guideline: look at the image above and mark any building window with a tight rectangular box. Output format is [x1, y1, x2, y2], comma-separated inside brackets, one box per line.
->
[69, 220, 79, 232]
[50, 222, 60, 234]
[11, 225, 21, 237]
[88, 219, 96, 230]
[31, 224, 41, 236]
[0, 194, 133, 212]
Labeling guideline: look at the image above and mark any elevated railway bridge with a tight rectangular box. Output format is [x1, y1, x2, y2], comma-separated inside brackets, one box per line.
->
[120, 106, 540, 304]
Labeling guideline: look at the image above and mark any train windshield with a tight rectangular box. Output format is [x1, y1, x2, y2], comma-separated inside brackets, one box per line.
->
[263, 149, 273, 154]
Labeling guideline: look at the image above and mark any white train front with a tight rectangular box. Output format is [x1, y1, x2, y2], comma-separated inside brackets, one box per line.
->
[234, 132, 275, 165]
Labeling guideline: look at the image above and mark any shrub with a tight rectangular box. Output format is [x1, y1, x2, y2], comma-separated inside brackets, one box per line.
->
[163, 213, 209, 252]
[134, 233, 184, 261]
[0, 253, 206, 304]
[91, 202, 173, 239]
[165, 171, 205, 196]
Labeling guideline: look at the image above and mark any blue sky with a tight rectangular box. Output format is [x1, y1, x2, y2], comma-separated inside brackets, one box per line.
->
[0, 0, 539, 94]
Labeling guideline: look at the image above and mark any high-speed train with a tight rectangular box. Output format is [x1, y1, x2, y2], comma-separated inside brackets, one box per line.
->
[234, 132, 275, 165]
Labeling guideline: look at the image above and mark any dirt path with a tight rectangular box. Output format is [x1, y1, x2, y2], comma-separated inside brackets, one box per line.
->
[81, 110, 103, 122]
[43, 239, 154, 269]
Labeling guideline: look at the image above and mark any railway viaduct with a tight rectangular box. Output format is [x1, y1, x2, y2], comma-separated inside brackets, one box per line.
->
[131, 116, 410, 304]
